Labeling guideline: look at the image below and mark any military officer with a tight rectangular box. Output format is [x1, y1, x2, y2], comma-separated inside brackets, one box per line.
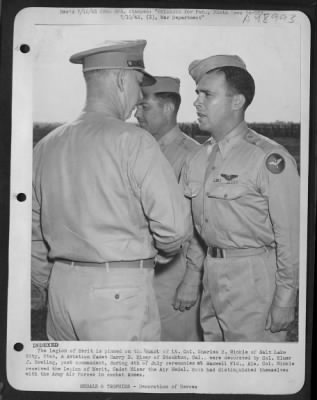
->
[31, 40, 191, 341]
[135, 76, 203, 341]
[182, 54, 300, 341]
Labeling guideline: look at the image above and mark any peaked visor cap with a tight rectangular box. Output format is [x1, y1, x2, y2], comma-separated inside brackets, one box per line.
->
[142, 76, 180, 95]
[189, 54, 247, 83]
[70, 39, 156, 86]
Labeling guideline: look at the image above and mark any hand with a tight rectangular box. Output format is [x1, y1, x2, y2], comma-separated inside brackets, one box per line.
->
[173, 281, 200, 312]
[31, 283, 47, 310]
[265, 304, 295, 333]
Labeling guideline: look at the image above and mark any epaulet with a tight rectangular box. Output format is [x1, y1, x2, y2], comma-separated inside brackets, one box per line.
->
[244, 129, 298, 173]
[243, 129, 285, 155]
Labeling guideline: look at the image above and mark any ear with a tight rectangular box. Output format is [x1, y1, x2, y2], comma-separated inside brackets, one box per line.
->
[117, 70, 126, 92]
[232, 94, 246, 111]
[163, 101, 175, 116]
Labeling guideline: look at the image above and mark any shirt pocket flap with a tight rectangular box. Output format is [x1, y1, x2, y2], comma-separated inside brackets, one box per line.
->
[183, 182, 201, 198]
[207, 184, 247, 200]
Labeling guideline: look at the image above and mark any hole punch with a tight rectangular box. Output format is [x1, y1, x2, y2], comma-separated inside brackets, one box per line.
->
[16, 193, 27, 202]
[20, 44, 30, 53]
[14, 343, 24, 352]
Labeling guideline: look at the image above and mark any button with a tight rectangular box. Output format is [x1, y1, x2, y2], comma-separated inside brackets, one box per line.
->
[205, 218, 209, 223]
[224, 194, 228, 199]
[206, 192, 210, 196]
[211, 167, 216, 170]
[114, 293, 120, 300]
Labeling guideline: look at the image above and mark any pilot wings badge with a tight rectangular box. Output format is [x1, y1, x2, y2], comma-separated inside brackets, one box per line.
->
[266, 153, 285, 174]
[220, 174, 239, 182]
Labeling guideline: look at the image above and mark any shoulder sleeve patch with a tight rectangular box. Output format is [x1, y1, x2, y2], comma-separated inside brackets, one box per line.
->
[266, 153, 285, 174]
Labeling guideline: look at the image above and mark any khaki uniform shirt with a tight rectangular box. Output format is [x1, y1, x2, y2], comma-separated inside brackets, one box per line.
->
[32, 111, 190, 289]
[158, 125, 204, 286]
[182, 121, 299, 308]
[158, 125, 200, 182]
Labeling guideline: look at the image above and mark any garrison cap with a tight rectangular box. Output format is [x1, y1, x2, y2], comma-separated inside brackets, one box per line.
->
[70, 39, 156, 86]
[189, 55, 247, 83]
[141, 76, 180, 95]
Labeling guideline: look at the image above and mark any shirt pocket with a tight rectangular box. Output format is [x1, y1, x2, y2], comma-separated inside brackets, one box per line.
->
[206, 183, 248, 200]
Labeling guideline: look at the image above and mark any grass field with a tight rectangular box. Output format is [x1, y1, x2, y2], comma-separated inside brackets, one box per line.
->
[31, 122, 300, 341]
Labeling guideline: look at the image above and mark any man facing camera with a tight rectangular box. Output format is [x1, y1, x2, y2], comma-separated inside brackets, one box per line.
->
[135, 76, 203, 341]
[31, 41, 191, 341]
[182, 54, 299, 342]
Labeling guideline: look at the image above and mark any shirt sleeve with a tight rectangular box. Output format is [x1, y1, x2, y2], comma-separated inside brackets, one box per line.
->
[257, 150, 300, 308]
[130, 134, 192, 257]
[181, 231, 206, 287]
[32, 147, 53, 290]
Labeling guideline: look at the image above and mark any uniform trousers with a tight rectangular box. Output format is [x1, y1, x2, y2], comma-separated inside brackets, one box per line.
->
[200, 248, 287, 342]
[47, 261, 160, 341]
[154, 253, 202, 341]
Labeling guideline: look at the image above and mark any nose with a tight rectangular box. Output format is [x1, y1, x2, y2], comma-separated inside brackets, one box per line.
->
[193, 94, 201, 108]
[134, 106, 141, 119]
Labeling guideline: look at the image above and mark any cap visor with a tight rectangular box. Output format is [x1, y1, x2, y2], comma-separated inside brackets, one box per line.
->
[141, 71, 156, 87]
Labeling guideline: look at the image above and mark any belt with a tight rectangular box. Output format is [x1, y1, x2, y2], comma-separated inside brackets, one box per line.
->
[208, 247, 268, 258]
[55, 258, 155, 269]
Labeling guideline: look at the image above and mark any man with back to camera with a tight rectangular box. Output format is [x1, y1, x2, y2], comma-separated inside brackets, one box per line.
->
[135, 76, 204, 341]
[182, 54, 299, 341]
[31, 40, 191, 341]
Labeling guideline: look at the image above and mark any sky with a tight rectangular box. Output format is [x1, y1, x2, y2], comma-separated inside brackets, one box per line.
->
[31, 12, 302, 124]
